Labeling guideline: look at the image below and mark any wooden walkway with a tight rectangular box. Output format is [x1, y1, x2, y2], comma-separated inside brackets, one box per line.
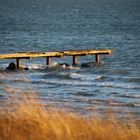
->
[0, 49, 112, 69]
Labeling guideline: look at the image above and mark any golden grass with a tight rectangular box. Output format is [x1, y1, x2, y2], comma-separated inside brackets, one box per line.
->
[0, 73, 139, 140]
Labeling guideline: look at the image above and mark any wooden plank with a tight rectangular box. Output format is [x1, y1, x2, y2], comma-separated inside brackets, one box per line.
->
[0, 50, 111, 59]
[63, 49, 112, 56]
[0, 52, 62, 59]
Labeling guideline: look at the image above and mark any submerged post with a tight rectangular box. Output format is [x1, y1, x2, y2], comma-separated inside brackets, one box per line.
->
[46, 56, 51, 65]
[16, 58, 21, 69]
[73, 55, 78, 65]
[95, 54, 100, 62]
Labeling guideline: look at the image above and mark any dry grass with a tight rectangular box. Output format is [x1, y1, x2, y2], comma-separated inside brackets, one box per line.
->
[0, 73, 139, 140]
[0, 87, 139, 140]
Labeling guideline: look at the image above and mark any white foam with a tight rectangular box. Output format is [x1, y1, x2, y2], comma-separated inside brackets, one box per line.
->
[131, 95, 140, 98]
[38, 79, 94, 86]
[134, 103, 140, 107]
[69, 73, 103, 81]
[49, 62, 80, 69]
[69, 73, 81, 79]
[28, 64, 45, 69]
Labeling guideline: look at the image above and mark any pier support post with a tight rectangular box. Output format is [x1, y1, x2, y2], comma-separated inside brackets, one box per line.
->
[16, 58, 21, 69]
[95, 54, 100, 62]
[46, 56, 51, 65]
[73, 55, 78, 65]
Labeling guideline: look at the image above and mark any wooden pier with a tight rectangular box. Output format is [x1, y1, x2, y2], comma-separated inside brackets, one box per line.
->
[0, 49, 112, 69]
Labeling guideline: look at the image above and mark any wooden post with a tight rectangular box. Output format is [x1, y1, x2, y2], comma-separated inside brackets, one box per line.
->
[73, 55, 78, 65]
[95, 54, 100, 62]
[46, 56, 51, 65]
[16, 58, 21, 69]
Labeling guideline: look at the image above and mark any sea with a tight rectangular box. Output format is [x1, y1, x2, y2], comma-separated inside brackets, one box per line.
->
[0, 0, 140, 122]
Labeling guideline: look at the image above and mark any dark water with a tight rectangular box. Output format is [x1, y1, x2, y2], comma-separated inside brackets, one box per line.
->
[0, 0, 140, 121]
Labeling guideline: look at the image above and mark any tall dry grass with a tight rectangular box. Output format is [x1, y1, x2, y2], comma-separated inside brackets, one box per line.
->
[0, 73, 139, 140]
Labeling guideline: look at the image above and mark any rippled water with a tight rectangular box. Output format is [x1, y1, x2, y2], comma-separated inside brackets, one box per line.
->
[0, 0, 140, 120]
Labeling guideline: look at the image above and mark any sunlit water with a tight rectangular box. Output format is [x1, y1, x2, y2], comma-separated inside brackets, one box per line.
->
[0, 0, 140, 121]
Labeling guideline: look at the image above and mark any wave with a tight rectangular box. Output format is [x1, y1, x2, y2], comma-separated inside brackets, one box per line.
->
[96, 82, 140, 89]
[107, 102, 140, 108]
[1, 70, 139, 90]
[27, 62, 80, 70]
[127, 77, 140, 83]
[31, 78, 140, 90]
[86, 99, 140, 108]
[69, 73, 104, 80]
[117, 94, 140, 99]
[28, 64, 46, 69]
[59, 72, 104, 81]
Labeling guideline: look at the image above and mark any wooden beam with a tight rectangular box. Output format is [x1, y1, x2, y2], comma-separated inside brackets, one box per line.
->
[16, 58, 21, 69]
[0, 52, 62, 59]
[73, 55, 78, 65]
[95, 54, 100, 62]
[63, 49, 112, 56]
[46, 56, 51, 65]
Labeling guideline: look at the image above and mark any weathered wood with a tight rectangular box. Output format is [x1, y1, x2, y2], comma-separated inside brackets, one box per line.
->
[0, 52, 62, 59]
[0, 50, 111, 59]
[63, 49, 111, 56]
[95, 54, 100, 62]
[16, 58, 21, 69]
[46, 56, 51, 65]
[0, 49, 112, 69]
[73, 55, 78, 65]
